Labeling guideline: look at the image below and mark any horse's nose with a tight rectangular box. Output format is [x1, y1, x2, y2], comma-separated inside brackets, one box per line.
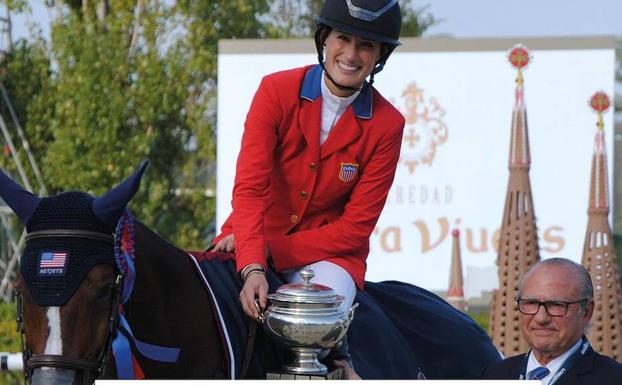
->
[30, 367, 77, 385]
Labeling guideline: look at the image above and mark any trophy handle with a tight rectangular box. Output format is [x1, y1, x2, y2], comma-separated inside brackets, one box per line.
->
[254, 299, 266, 323]
[347, 302, 359, 323]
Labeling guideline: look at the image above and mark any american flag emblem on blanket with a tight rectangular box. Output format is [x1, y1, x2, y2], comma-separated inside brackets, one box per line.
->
[338, 162, 358, 182]
[38, 251, 68, 276]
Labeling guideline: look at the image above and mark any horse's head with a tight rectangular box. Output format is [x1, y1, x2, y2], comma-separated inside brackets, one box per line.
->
[0, 162, 147, 385]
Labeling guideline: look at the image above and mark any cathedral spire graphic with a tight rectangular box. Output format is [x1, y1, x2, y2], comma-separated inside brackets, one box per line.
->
[489, 45, 541, 356]
[447, 229, 466, 311]
[581, 92, 621, 361]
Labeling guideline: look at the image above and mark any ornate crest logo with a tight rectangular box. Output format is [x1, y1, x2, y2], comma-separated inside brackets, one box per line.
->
[398, 83, 448, 174]
[338, 162, 358, 183]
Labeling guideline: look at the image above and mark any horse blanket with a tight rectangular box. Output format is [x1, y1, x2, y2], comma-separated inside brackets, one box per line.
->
[189, 251, 501, 379]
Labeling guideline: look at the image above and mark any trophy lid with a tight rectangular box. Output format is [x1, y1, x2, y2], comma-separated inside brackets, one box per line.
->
[269, 266, 344, 305]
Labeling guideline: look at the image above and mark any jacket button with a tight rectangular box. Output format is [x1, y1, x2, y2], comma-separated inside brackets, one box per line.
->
[290, 214, 299, 224]
[299, 191, 309, 200]
[309, 162, 317, 172]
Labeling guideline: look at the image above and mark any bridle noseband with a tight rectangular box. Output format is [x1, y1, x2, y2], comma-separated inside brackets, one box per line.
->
[18, 229, 122, 384]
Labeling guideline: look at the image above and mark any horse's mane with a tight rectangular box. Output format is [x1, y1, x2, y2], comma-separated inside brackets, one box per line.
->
[119, 219, 227, 378]
[133, 220, 190, 264]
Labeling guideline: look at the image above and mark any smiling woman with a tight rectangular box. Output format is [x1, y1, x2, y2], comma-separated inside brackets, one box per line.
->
[211, 0, 405, 376]
[321, 30, 381, 96]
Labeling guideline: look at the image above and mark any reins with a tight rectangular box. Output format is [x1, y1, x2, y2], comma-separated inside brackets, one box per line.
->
[240, 320, 259, 378]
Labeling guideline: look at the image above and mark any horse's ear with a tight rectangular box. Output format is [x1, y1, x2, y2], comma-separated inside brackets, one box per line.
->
[93, 161, 149, 227]
[0, 169, 41, 224]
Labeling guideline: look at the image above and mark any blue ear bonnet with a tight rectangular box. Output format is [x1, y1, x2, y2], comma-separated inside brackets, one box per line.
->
[0, 161, 148, 306]
[20, 192, 116, 306]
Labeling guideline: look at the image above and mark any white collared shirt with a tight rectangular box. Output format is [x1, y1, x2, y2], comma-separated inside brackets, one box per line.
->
[526, 339, 583, 384]
[320, 74, 359, 145]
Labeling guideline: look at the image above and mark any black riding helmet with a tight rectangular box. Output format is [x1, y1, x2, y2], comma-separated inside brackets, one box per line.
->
[315, 0, 402, 90]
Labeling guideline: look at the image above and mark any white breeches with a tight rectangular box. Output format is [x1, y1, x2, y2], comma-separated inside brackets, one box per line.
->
[281, 260, 357, 313]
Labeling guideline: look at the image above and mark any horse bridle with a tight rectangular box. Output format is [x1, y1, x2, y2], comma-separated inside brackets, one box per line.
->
[17, 229, 124, 384]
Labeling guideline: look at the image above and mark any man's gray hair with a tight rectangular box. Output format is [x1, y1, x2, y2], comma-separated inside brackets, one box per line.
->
[518, 257, 594, 301]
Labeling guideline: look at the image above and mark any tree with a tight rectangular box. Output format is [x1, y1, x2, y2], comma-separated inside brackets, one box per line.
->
[400, 0, 436, 37]
[1, 0, 281, 248]
[0, 37, 54, 183]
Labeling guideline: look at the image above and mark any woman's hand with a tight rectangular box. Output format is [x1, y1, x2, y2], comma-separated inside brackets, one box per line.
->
[332, 360, 361, 380]
[213, 234, 235, 252]
[239, 271, 268, 320]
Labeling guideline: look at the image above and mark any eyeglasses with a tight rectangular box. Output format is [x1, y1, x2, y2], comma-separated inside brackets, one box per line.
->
[516, 298, 589, 317]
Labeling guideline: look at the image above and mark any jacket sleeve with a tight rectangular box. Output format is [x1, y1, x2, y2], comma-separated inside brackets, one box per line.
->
[267, 117, 405, 271]
[232, 76, 282, 271]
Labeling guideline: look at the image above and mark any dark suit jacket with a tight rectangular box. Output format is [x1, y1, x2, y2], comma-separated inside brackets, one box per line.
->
[482, 346, 622, 384]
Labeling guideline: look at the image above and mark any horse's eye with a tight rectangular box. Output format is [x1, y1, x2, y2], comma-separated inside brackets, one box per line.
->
[95, 283, 114, 302]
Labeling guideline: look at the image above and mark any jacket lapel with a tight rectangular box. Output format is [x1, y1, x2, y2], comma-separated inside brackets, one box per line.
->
[320, 84, 372, 160]
[562, 348, 594, 385]
[298, 66, 322, 159]
[320, 108, 361, 160]
[298, 98, 321, 157]
[554, 346, 594, 385]
[299, 64, 374, 160]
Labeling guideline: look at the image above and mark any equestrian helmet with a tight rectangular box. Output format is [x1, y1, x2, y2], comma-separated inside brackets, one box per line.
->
[317, 0, 402, 46]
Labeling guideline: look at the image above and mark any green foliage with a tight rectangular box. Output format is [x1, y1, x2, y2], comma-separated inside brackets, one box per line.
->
[468, 309, 490, 333]
[3, 0, 28, 13]
[0, 37, 53, 191]
[0, 301, 21, 385]
[400, 0, 436, 38]
[43, 1, 198, 243]
[262, 0, 323, 38]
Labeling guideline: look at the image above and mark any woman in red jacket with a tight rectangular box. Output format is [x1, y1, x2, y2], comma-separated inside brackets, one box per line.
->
[213, 0, 404, 369]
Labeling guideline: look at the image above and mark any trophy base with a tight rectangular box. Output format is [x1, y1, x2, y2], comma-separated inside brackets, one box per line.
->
[266, 368, 344, 380]
[280, 347, 327, 375]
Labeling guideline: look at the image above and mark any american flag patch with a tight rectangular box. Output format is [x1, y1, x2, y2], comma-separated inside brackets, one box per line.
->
[338, 162, 359, 183]
[38, 251, 68, 276]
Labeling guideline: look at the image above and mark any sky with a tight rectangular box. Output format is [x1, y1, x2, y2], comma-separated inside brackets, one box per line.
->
[423, 0, 622, 38]
[8, 0, 622, 42]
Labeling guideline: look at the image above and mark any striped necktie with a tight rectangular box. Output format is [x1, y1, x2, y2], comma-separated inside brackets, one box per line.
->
[527, 366, 550, 380]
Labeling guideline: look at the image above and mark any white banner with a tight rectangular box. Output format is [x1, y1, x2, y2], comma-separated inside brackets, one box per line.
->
[217, 38, 615, 297]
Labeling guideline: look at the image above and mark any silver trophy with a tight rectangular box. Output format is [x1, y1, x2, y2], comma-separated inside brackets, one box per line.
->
[260, 266, 358, 375]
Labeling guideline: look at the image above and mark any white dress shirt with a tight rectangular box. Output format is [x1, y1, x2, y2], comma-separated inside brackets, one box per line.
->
[320, 75, 359, 145]
[526, 338, 583, 384]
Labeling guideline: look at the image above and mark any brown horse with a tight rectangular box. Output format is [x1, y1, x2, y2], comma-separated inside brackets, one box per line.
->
[2, 163, 230, 384]
[1, 162, 503, 384]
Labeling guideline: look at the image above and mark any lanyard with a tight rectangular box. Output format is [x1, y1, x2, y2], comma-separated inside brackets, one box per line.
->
[520, 336, 590, 384]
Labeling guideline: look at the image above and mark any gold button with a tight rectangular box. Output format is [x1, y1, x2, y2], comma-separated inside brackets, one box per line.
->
[299, 191, 309, 200]
[290, 214, 299, 224]
[309, 162, 317, 172]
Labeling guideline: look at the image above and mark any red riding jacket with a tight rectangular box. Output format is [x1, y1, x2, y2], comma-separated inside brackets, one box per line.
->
[214, 64, 405, 289]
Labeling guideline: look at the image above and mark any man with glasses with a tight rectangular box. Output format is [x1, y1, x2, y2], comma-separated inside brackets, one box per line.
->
[482, 258, 622, 383]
